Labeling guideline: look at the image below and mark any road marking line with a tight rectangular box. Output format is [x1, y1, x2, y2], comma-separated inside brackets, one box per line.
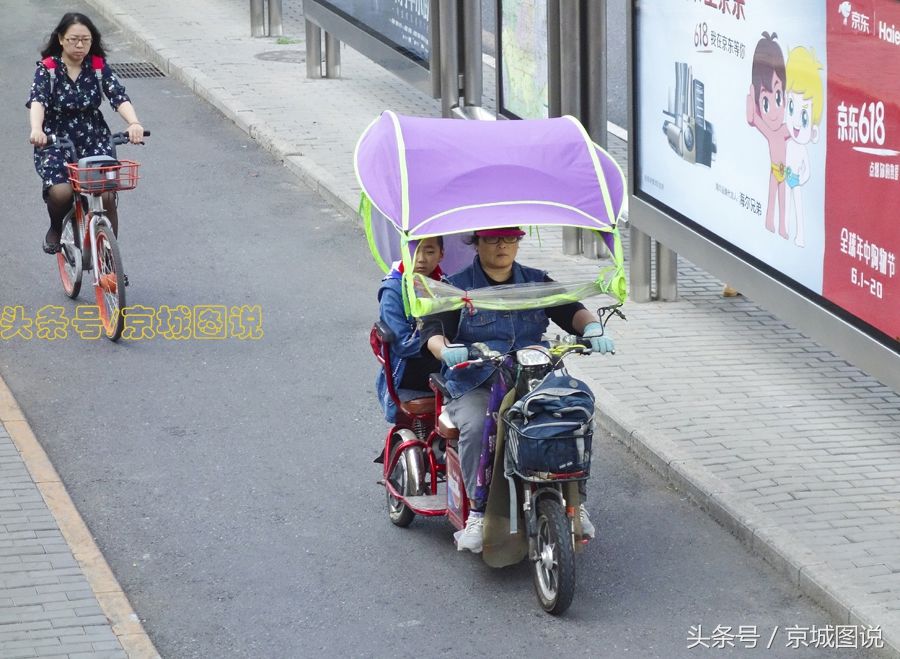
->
[0, 375, 161, 659]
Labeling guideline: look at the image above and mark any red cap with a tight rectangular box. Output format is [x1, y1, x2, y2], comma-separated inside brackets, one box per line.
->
[475, 227, 526, 237]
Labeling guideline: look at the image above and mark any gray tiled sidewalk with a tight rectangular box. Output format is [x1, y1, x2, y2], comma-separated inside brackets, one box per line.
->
[65, 0, 900, 655]
[0, 426, 126, 658]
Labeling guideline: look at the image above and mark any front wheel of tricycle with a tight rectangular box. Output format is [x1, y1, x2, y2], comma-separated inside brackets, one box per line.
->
[532, 499, 576, 615]
[386, 446, 422, 528]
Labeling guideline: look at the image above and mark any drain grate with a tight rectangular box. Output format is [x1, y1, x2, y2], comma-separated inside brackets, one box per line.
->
[109, 62, 166, 79]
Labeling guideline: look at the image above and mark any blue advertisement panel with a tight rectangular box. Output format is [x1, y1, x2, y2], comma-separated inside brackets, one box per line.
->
[316, 0, 430, 64]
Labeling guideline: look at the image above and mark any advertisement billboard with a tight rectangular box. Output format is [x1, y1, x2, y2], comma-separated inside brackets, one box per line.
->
[633, 0, 899, 347]
[497, 0, 549, 119]
[315, 0, 431, 64]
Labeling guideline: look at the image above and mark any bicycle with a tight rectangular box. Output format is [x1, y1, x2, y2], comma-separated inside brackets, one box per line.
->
[47, 131, 149, 341]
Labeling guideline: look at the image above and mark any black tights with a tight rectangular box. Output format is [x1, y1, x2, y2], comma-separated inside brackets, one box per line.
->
[44, 183, 118, 242]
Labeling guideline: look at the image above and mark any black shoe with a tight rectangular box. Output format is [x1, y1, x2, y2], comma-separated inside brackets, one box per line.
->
[43, 229, 61, 254]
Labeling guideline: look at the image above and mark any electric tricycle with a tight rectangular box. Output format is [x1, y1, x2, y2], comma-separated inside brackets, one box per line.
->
[358, 112, 628, 614]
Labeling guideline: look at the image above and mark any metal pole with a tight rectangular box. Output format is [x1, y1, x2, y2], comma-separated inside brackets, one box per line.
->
[250, 0, 265, 37]
[547, 0, 561, 118]
[656, 242, 678, 301]
[630, 226, 652, 302]
[439, 0, 460, 117]
[268, 0, 283, 37]
[584, 0, 609, 259]
[560, 0, 581, 255]
[462, 0, 483, 107]
[324, 33, 341, 78]
[429, 0, 442, 99]
[305, 20, 322, 78]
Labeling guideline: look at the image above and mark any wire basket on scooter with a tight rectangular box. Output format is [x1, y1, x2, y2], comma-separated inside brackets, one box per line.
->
[504, 410, 593, 481]
[503, 369, 594, 480]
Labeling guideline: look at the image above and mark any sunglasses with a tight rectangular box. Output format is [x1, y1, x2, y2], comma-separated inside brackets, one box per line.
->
[480, 236, 522, 245]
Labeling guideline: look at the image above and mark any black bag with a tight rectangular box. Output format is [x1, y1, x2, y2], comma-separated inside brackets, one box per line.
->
[505, 369, 594, 475]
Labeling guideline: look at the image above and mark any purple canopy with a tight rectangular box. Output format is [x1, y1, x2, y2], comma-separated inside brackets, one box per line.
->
[354, 112, 626, 237]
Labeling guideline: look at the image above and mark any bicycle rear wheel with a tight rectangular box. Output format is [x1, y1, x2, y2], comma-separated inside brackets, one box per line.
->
[56, 206, 82, 298]
[93, 224, 126, 341]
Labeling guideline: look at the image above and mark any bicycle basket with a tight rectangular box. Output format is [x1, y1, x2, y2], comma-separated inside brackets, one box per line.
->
[504, 409, 593, 478]
[66, 156, 140, 193]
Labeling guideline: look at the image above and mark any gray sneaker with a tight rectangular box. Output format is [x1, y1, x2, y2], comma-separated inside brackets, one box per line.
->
[579, 504, 595, 539]
[455, 512, 484, 553]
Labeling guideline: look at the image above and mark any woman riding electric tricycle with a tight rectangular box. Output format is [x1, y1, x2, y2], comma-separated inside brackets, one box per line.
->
[358, 112, 627, 615]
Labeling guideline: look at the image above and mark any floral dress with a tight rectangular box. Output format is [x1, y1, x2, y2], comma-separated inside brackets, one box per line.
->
[27, 56, 130, 193]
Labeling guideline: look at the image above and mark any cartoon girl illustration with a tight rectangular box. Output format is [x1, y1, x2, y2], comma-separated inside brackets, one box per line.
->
[746, 32, 791, 238]
[784, 46, 824, 248]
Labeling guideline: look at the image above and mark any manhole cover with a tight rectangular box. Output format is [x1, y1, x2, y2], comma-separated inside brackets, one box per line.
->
[109, 62, 166, 78]
[255, 50, 306, 64]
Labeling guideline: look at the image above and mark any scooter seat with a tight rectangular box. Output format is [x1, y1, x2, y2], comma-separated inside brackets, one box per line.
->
[437, 409, 459, 440]
[399, 396, 435, 416]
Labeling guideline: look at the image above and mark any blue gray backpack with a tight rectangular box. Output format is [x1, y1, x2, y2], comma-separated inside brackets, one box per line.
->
[505, 369, 594, 474]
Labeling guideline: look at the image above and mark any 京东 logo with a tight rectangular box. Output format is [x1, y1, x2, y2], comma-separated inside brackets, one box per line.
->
[838, 1, 872, 34]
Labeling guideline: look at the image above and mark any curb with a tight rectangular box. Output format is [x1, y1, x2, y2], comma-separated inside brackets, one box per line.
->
[0, 377, 161, 659]
[589, 379, 900, 659]
[80, 1, 900, 655]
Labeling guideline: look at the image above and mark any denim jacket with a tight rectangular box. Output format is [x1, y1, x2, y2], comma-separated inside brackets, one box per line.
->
[376, 271, 427, 422]
[443, 258, 550, 399]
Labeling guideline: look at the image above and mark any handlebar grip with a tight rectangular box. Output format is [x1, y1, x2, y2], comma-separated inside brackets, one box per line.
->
[111, 130, 151, 146]
[452, 359, 482, 370]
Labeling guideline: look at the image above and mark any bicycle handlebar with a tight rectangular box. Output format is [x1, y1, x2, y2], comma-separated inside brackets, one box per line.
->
[42, 130, 151, 153]
[451, 337, 593, 370]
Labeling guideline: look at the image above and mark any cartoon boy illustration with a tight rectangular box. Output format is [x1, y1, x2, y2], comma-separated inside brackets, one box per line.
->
[784, 46, 824, 248]
[746, 32, 791, 238]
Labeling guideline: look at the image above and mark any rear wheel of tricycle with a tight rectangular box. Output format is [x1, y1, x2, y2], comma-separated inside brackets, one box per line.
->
[532, 499, 576, 615]
[386, 446, 423, 527]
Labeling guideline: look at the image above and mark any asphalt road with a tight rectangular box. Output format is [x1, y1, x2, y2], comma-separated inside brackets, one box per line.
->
[0, 2, 863, 657]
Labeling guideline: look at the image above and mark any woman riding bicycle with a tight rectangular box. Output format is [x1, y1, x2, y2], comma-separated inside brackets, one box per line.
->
[422, 227, 614, 552]
[27, 12, 145, 254]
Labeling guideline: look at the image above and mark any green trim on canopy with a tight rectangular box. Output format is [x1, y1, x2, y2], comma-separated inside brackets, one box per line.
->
[361, 193, 390, 274]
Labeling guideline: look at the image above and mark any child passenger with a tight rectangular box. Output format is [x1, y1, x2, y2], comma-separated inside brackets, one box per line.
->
[375, 236, 445, 422]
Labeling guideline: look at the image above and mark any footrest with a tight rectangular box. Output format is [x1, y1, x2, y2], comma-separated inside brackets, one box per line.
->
[404, 494, 446, 513]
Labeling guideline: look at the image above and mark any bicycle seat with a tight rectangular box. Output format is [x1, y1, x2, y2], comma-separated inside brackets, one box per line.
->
[399, 396, 435, 416]
[437, 409, 459, 440]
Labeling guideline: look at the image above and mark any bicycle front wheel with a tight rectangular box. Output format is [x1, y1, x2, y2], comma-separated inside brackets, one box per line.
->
[93, 224, 126, 341]
[56, 207, 83, 299]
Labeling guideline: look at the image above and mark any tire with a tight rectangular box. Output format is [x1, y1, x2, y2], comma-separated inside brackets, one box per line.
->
[386, 446, 423, 528]
[532, 499, 576, 615]
[93, 224, 126, 341]
[56, 207, 82, 299]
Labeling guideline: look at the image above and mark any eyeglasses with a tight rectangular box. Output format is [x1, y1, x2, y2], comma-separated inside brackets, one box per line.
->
[64, 36, 93, 46]
[480, 236, 522, 245]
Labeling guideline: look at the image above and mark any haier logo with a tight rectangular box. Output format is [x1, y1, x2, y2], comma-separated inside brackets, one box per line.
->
[838, 1, 872, 34]
[879, 21, 900, 46]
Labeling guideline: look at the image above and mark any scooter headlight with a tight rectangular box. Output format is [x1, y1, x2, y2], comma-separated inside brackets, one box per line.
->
[516, 346, 551, 367]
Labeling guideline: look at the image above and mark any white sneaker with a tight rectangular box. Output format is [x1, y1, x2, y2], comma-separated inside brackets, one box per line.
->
[579, 504, 595, 539]
[455, 512, 484, 553]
